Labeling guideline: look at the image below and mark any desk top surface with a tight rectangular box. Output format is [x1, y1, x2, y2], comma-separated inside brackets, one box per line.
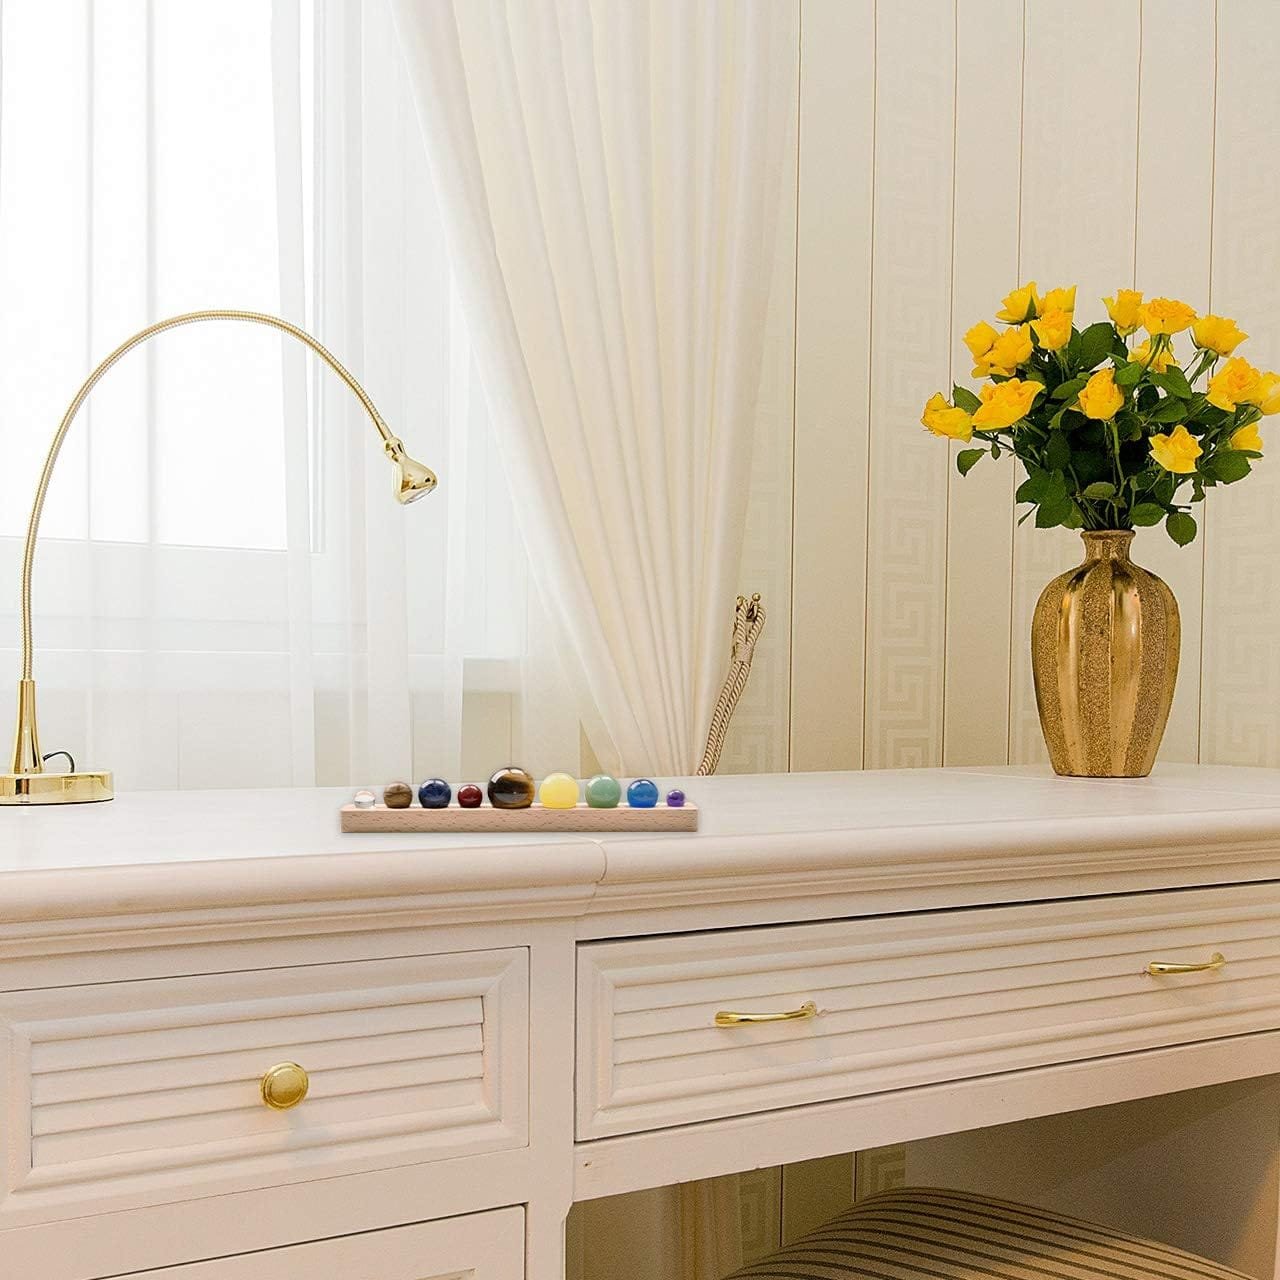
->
[6, 764, 1280, 925]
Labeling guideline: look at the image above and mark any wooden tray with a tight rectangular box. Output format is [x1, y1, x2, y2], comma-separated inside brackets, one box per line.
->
[340, 801, 699, 834]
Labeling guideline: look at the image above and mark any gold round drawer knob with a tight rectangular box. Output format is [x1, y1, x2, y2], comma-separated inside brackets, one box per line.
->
[260, 1061, 309, 1110]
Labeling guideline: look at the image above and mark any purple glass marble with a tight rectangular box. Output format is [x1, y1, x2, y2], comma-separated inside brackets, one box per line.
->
[665, 788, 686, 808]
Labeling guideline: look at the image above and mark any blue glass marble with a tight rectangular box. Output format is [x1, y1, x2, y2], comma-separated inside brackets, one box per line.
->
[627, 778, 659, 808]
[665, 788, 686, 808]
[418, 778, 452, 809]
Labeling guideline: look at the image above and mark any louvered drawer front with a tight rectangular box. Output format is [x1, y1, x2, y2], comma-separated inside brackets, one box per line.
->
[0, 949, 527, 1223]
[576, 883, 1280, 1138]
[137, 1207, 524, 1279]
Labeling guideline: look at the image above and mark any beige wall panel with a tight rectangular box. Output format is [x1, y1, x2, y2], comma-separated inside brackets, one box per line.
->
[943, 0, 1023, 767]
[789, 0, 875, 771]
[723, 44, 799, 776]
[863, 0, 955, 768]
[1133, 0, 1216, 763]
[1008, 2, 1141, 763]
[1200, 1, 1280, 767]
[781, 1154, 854, 1245]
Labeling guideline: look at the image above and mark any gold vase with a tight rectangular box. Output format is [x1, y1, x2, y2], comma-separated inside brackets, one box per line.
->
[1031, 530, 1179, 778]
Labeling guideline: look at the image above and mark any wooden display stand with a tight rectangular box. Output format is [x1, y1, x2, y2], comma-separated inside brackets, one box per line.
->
[340, 801, 699, 833]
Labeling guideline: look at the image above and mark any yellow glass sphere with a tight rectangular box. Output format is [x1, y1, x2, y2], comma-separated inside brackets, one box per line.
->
[538, 772, 580, 809]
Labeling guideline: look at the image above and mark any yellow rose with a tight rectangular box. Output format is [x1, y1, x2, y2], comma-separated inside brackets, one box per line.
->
[1206, 356, 1262, 411]
[1040, 285, 1076, 315]
[1076, 368, 1125, 420]
[972, 378, 1042, 429]
[1149, 424, 1202, 474]
[963, 320, 999, 364]
[1132, 339, 1179, 374]
[1230, 423, 1264, 453]
[978, 324, 1034, 376]
[1104, 289, 1144, 336]
[1140, 297, 1198, 336]
[1191, 314, 1247, 356]
[920, 392, 973, 442]
[1031, 308, 1072, 352]
[995, 282, 1040, 324]
[1245, 371, 1280, 416]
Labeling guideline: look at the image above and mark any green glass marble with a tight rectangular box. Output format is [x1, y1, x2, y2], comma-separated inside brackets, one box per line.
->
[585, 773, 622, 808]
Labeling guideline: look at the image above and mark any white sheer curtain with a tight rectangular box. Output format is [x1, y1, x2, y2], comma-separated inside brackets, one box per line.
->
[389, 0, 797, 776]
[388, 4, 796, 1276]
[0, 0, 575, 791]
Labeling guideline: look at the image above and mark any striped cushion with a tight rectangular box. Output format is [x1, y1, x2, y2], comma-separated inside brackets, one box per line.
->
[725, 1187, 1254, 1280]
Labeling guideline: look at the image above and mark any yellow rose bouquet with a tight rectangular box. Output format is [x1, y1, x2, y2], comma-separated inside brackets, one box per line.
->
[921, 284, 1275, 545]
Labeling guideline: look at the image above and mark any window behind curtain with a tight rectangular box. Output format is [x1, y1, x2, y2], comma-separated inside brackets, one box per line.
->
[0, 0, 543, 789]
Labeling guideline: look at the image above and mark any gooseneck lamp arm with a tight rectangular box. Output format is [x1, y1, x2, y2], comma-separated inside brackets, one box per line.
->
[4, 309, 437, 806]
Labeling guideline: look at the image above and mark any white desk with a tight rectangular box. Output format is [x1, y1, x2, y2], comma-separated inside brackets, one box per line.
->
[4, 764, 1280, 1279]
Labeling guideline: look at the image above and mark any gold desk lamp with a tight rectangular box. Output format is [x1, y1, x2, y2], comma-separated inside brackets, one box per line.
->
[1, 309, 437, 806]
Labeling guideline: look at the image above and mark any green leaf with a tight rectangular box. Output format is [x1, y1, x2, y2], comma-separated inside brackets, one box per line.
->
[1062, 502, 1086, 530]
[1035, 494, 1075, 529]
[1148, 397, 1186, 424]
[1166, 511, 1197, 546]
[956, 448, 985, 477]
[1114, 361, 1145, 387]
[1016, 470, 1048, 504]
[1130, 502, 1166, 526]
[1077, 322, 1115, 371]
[1153, 472, 1178, 505]
[1045, 431, 1072, 470]
[1115, 410, 1144, 442]
[1081, 481, 1117, 499]
[1051, 376, 1088, 401]
[952, 384, 982, 413]
[1151, 367, 1194, 400]
[1202, 450, 1252, 483]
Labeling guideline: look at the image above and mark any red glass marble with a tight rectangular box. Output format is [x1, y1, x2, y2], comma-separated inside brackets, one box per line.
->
[457, 783, 484, 808]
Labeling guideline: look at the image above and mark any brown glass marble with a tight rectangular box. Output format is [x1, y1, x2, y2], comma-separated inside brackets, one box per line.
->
[487, 766, 535, 809]
[383, 781, 414, 809]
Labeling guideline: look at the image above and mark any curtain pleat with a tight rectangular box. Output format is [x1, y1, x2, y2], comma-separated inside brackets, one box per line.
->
[389, 0, 797, 775]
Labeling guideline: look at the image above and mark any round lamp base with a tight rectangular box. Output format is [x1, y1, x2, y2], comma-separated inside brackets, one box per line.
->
[0, 771, 114, 805]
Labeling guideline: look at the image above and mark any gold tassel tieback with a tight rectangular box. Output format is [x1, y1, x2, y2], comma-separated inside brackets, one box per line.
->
[696, 593, 766, 777]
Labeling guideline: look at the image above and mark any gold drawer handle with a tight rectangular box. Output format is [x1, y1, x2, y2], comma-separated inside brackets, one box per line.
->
[715, 1000, 818, 1027]
[261, 1061, 310, 1110]
[1146, 952, 1227, 976]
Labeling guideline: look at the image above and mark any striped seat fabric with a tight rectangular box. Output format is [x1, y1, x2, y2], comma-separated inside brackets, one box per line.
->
[725, 1187, 1254, 1280]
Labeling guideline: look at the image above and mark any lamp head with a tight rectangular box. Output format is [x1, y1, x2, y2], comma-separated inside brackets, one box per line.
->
[385, 438, 438, 505]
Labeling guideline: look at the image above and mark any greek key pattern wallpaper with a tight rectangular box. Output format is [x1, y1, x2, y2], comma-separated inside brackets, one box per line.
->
[780, 0, 1280, 775]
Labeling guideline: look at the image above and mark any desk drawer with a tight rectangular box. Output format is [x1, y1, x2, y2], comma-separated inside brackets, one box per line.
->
[138, 1206, 524, 1279]
[0, 949, 527, 1224]
[576, 884, 1280, 1139]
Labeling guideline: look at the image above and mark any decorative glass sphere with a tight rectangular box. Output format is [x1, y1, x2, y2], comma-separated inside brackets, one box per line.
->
[665, 788, 687, 808]
[457, 783, 484, 808]
[539, 772, 580, 809]
[488, 766, 535, 809]
[418, 778, 452, 809]
[352, 788, 377, 809]
[627, 778, 659, 808]
[383, 782, 414, 809]
[585, 774, 622, 808]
